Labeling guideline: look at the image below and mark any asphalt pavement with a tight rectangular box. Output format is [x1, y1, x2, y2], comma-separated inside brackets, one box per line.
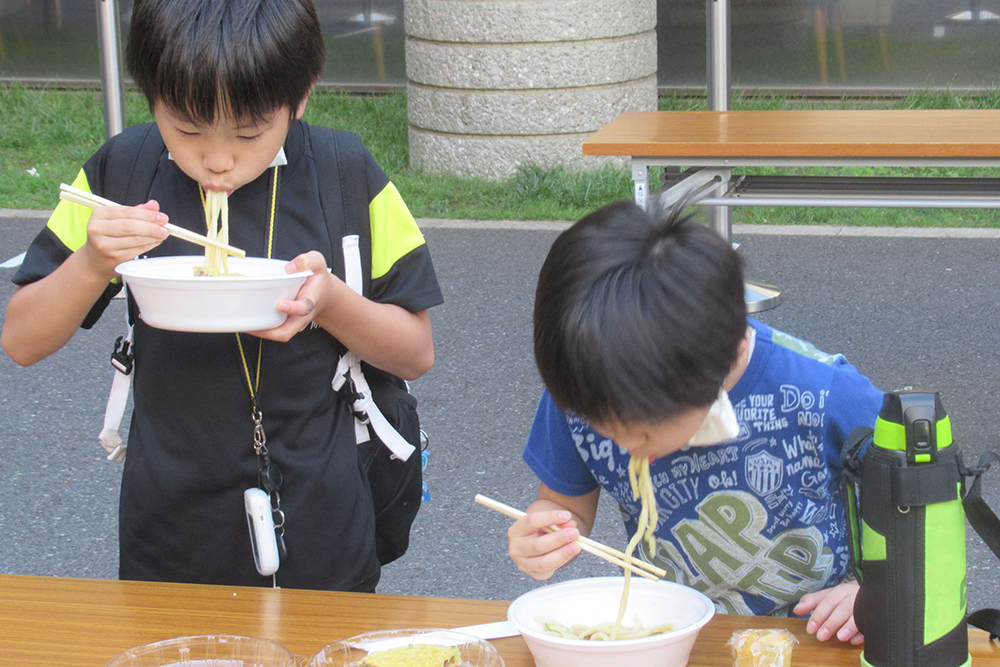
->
[2, 213, 999, 613]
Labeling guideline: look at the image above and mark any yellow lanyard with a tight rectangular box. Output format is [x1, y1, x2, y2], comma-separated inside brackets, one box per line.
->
[198, 167, 280, 407]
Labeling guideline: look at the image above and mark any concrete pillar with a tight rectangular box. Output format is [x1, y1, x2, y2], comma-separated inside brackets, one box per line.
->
[405, 0, 658, 180]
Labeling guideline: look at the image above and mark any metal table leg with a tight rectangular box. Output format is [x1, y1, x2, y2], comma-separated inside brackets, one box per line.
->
[632, 162, 650, 211]
[708, 0, 780, 313]
[96, 0, 126, 140]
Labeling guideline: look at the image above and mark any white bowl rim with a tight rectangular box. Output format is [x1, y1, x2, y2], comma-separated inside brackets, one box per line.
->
[116, 256, 313, 283]
[507, 576, 716, 649]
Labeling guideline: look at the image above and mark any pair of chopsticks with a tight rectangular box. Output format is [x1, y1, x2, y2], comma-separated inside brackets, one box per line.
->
[58, 183, 246, 258]
[474, 494, 666, 582]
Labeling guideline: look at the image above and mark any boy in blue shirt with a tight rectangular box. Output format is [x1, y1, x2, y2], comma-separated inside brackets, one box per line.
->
[508, 200, 882, 644]
[3, 0, 442, 590]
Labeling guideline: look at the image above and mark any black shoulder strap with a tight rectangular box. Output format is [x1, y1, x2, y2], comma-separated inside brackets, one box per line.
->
[102, 123, 166, 206]
[99, 123, 166, 328]
[308, 124, 371, 297]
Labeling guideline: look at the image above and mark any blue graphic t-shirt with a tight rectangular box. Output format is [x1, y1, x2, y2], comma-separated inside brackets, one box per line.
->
[523, 319, 884, 616]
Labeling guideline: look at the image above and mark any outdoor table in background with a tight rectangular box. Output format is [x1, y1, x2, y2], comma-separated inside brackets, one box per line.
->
[582, 108, 1000, 313]
[3, 574, 999, 666]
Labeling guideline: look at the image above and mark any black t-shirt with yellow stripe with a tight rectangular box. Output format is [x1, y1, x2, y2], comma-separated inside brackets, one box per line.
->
[13, 120, 443, 590]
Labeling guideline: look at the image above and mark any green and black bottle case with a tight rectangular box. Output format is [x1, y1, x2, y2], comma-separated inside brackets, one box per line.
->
[842, 390, 971, 667]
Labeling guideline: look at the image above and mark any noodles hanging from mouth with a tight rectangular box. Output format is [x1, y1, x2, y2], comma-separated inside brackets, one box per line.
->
[194, 188, 236, 276]
[537, 456, 672, 642]
[612, 456, 658, 640]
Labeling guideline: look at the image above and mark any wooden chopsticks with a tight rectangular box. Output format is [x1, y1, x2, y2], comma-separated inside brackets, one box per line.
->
[58, 183, 247, 258]
[474, 494, 666, 582]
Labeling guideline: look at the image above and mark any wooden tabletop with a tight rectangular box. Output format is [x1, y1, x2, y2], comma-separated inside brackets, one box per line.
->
[3, 574, 999, 666]
[582, 110, 1000, 159]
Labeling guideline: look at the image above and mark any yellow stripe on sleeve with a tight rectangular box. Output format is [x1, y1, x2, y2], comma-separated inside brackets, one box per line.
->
[47, 169, 94, 252]
[369, 181, 425, 280]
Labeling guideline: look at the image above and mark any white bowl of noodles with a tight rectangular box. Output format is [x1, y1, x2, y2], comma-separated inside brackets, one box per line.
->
[507, 577, 714, 667]
[116, 256, 312, 333]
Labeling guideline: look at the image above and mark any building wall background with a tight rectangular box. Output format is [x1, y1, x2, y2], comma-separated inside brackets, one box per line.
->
[1, 0, 996, 92]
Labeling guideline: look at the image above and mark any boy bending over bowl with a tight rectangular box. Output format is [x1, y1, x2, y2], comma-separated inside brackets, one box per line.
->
[2, 0, 441, 591]
[508, 200, 882, 644]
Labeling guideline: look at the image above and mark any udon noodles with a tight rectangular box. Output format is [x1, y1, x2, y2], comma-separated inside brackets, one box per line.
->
[539, 456, 675, 641]
[195, 188, 233, 276]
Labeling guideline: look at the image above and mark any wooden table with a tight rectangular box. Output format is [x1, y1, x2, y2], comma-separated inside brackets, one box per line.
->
[583, 110, 1000, 211]
[583, 109, 1000, 312]
[3, 574, 999, 666]
[583, 110, 1000, 161]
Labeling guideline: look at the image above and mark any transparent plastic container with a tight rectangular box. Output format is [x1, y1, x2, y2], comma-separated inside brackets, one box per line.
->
[105, 634, 298, 667]
[727, 629, 799, 667]
[304, 629, 505, 667]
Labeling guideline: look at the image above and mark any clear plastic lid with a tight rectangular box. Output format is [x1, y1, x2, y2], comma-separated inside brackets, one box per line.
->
[105, 634, 298, 667]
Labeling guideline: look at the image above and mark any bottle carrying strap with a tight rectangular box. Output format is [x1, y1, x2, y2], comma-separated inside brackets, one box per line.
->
[962, 451, 1000, 561]
[840, 426, 873, 583]
[960, 451, 1000, 641]
[968, 609, 1000, 642]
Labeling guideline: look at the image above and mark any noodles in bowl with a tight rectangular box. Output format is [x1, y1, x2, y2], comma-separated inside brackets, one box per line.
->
[538, 617, 675, 641]
[507, 577, 714, 667]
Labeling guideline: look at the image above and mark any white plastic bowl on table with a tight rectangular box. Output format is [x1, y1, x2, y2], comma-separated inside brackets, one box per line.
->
[304, 628, 505, 667]
[105, 634, 298, 666]
[116, 256, 311, 333]
[507, 577, 715, 667]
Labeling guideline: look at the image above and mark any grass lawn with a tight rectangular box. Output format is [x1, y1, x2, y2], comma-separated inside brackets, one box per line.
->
[1, 84, 998, 226]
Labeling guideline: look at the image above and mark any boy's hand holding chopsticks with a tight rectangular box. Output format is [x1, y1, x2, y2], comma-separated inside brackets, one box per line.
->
[476, 494, 666, 582]
[58, 183, 246, 277]
[63, 192, 171, 280]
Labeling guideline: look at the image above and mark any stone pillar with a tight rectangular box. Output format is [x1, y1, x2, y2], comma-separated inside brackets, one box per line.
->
[405, 0, 658, 180]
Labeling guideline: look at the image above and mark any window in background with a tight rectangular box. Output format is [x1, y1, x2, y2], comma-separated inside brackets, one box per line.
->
[0, 0, 995, 93]
[657, 0, 1000, 92]
[0, 0, 406, 87]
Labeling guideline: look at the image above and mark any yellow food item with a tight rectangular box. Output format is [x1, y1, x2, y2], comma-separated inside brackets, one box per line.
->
[727, 629, 798, 667]
[360, 644, 463, 667]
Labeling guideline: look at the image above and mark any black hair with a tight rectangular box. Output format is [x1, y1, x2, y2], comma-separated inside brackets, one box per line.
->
[126, 0, 326, 124]
[534, 199, 747, 425]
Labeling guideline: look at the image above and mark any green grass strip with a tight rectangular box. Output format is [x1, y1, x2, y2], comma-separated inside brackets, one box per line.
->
[1, 84, 998, 226]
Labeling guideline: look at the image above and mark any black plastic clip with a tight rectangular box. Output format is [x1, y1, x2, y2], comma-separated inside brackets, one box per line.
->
[111, 336, 134, 375]
[335, 371, 371, 424]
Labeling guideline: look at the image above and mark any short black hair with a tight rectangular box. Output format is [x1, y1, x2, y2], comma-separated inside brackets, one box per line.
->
[126, 0, 326, 124]
[534, 200, 747, 425]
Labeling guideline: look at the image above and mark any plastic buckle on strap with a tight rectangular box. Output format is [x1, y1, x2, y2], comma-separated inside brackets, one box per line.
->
[335, 371, 364, 404]
[111, 336, 134, 375]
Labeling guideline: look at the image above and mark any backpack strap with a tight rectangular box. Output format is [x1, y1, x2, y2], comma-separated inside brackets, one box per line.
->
[97, 123, 166, 462]
[309, 125, 415, 461]
[103, 123, 166, 207]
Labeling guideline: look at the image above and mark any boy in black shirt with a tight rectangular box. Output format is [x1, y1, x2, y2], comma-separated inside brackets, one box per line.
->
[2, 0, 442, 591]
